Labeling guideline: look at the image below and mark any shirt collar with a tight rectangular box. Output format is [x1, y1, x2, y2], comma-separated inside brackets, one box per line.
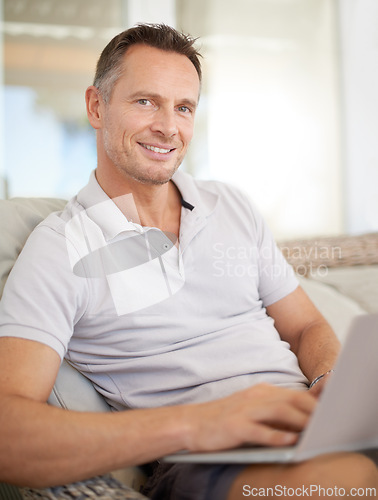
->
[76, 171, 138, 241]
[76, 169, 219, 241]
[172, 170, 219, 221]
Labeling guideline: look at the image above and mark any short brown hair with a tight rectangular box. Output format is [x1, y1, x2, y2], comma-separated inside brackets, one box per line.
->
[93, 23, 202, 102]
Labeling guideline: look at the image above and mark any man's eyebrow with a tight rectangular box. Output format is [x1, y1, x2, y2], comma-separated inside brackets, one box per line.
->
[179, 98, 198, 109]
[128, 92, 198, 109]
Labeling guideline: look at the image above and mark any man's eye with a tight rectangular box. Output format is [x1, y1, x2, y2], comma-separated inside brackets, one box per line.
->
[137, 99, 151, 106]
[178, 106, 191, 113]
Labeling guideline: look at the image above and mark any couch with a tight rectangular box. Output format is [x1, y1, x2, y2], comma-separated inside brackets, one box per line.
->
[278, 233, 378, 344]
[1, 197, 377, 498]
[0, 198, 149, 499]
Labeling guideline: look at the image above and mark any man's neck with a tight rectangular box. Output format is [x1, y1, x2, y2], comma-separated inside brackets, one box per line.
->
[95, 168, 182, 238]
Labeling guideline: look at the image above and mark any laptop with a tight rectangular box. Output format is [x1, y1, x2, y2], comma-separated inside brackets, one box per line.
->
[163, 314, 378, 464]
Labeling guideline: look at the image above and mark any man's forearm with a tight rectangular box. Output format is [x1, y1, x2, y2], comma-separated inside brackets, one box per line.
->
[295, 318, 340, 385]
[0, 384, 317, 489]
[0, 395, 189, 488]
[0, 337, 190, 488]
[266, 286, 341, 389]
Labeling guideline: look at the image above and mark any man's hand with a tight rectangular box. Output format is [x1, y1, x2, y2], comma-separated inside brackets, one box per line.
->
[182, 383, 317, 453]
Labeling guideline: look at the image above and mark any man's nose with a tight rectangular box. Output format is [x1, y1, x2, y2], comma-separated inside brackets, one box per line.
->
[150, 107, 178, 137]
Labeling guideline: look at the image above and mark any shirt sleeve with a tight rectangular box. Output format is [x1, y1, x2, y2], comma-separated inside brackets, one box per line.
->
[0, 220, 89, 359]
[245, 197, 299, 307]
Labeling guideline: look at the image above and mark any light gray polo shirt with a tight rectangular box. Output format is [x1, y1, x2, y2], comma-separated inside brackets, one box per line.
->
[0, 170, 308, 410]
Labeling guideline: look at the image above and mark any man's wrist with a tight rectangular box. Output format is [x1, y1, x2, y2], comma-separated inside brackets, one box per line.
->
[309, 369, 335, 389]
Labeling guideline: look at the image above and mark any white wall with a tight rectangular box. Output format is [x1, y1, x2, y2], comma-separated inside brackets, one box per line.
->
[127, 0, 176, 27]
[338, 0, 378, 235]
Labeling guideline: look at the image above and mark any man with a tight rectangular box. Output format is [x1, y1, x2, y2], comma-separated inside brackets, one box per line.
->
[0, 24, 376, 500]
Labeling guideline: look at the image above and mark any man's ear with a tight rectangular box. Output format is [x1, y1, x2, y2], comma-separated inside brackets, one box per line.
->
[85, 86, 103, 130]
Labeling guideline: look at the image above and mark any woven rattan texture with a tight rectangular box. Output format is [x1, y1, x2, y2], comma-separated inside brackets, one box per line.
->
[19, 475, 147, 500]
[278, 233, 378, 277]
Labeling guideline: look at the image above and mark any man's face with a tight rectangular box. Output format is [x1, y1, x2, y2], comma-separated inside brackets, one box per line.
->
[98, 44, 200, 186]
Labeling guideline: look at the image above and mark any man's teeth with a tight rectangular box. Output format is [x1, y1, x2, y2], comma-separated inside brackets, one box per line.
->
[143, 144, 171, 154]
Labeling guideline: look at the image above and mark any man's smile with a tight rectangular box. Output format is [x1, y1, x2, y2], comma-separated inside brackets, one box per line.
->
[139, 142, 176, 154]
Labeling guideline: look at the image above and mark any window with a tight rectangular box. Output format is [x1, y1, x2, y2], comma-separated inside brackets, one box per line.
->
[1, 0, 126, 199]
[2, 0, 377, 237]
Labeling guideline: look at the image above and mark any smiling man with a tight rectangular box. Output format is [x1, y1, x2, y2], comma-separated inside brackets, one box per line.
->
[93, 44, 198, 186]
[0, 24, 377, 500]
[87, 41, 199, 238]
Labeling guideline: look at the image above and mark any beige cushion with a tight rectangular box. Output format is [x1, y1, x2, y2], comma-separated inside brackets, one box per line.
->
[49, 355, 110, 411]
[0, 197, 67, 298]
[298, 276, 367, 343]
[310, 265, 378, 315]
[279, 233, 378, 342]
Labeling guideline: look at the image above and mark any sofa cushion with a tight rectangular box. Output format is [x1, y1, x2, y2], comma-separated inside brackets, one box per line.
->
[0, 197, 67, 298]
[310, 265, 378, 315]
[49, 356, 110, 411]
[298, 276, 367, 343]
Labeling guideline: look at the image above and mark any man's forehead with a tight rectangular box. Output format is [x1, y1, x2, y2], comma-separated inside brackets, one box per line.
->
[118, 44, 200, 99]
[123, 43, 194, 65]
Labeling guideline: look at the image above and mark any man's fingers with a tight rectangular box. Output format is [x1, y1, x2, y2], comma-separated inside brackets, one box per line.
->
[266, 394, 315, 430]
[186, 384, 318, 452]
[243, 390, 316, 446]
[260, 403, 312, 433]
[244, 422, 300, 447]
[245, 386, 317, 433]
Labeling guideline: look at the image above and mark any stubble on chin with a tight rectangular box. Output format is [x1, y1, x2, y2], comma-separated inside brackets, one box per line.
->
[126, 163, 181, 186]
[103, 130, 184, 186]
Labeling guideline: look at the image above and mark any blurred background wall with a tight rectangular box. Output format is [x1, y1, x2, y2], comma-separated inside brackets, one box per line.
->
[0, 0, 377, 240]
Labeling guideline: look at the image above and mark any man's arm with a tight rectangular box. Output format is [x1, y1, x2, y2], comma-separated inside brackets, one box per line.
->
[0, 336, 317, 488]
[266, 285, 340, 396]
[0, 336, 192, 487]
